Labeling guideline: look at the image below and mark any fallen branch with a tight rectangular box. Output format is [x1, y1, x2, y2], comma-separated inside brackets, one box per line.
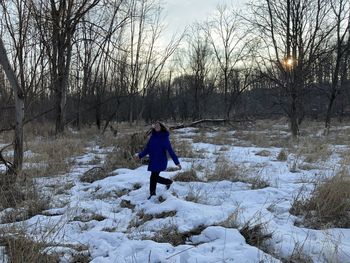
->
[168, 118, 253, 130]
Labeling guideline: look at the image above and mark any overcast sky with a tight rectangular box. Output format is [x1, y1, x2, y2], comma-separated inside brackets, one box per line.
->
[162, 0, 248, 38]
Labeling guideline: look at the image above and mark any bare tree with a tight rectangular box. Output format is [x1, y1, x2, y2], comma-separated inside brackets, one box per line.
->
[0, 37, 24, 171]
[184, 26, 214, 120]
[31, 0, 100, 134]
[0, 0, 44, 171]
[249, 0, 334, 137]
[324, 0, 350, 134]
[204, 4, 251, 119]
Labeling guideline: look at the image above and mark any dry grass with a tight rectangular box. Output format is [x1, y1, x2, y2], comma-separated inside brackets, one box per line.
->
[128, 210, 177, 229]
[24, 136, 86, 178]
[0, 227, 59, 263]
[173, 169, 200, 182]
[185, 184, 206, 203]
[290, 168, 350, 228]
[206, 159, 242, 182]
[276, 149, 288, 161]
[80, 167, 107, 183]
[217, 205, 242, 229]
[191, 128, 234, 146]
[104, 132, 146, 170]
[191, 130, 209, 143]
[233, 130, 292, 148]
[255, 150, 271, 157]
[281, 242, 313, 263]
[294, 138, 332, 164]
[81, 132, 146, 183]
[72, 213, 106, 223]
[150, 223, 206, 246]
[206, 158, 269, 189]
[171, 137, 198, 158]
[0, 175, 49, 223]
[239, 222, 272, 253]
[120, 199, 135, 210]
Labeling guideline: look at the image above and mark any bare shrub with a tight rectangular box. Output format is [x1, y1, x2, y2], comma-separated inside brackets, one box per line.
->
[290, 168, 350, 228]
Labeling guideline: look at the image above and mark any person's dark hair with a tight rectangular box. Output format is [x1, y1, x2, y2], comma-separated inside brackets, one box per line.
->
[146, 121, 168, 136]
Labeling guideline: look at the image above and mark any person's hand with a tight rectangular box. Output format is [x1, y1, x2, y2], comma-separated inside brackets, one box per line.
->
[176, 164, 182, 170]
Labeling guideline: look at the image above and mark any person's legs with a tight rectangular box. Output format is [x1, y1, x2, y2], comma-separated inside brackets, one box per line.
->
[149, 172, 159, 196]
[157, 173, 172, 188]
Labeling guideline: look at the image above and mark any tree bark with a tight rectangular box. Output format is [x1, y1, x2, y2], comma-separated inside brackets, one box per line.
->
[0, 38, 24, 171]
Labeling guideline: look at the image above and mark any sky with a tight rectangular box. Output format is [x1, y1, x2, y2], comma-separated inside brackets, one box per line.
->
[162, 0, 248, 38]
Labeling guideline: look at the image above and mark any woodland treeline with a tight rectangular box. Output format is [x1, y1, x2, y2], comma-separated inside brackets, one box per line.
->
[0, 0, 350, 171]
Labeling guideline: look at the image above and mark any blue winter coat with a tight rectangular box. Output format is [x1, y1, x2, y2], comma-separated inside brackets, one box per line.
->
[138, 130, 179, 172]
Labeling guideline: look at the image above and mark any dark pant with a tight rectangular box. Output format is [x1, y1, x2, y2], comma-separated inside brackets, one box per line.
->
[150, 172, 172, 195]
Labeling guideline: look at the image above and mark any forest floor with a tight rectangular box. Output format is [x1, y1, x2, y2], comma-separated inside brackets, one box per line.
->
[0, 119, 350, 263]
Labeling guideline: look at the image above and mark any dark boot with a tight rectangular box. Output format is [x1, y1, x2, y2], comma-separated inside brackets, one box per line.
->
[166, 180, 173, 190]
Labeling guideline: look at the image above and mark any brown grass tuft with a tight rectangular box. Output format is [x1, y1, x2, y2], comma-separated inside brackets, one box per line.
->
[0, 175, 50, 223]
[290, 168, 350, 228]
[81, 133, 146, 183]
[276, 149, 288, 161]
[206, 158, 269, 189]
[206, 160, 242, 182]
[151, 224, 206, 246]
[255, 150, 271, 157]
[104, 132, 146, 170]
[239, 222, 272, 252]
[173, 169, 200, 182]
[0, 228, 59, 263]
[24, 136, 86, 177]
[120, 199, 135, 210]
[171, 138, 198, 158]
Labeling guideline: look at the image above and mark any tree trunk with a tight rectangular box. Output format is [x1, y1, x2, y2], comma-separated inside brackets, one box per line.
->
[290, 94, 299, 137]
[324, 93, 336, 135]
[0, 38, 24, 171]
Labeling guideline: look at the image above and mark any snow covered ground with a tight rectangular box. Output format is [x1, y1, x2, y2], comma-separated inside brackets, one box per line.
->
[1, 127, 350, 262]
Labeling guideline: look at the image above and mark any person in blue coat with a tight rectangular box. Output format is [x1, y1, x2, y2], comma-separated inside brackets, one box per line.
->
[135, 121, 181, 199]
